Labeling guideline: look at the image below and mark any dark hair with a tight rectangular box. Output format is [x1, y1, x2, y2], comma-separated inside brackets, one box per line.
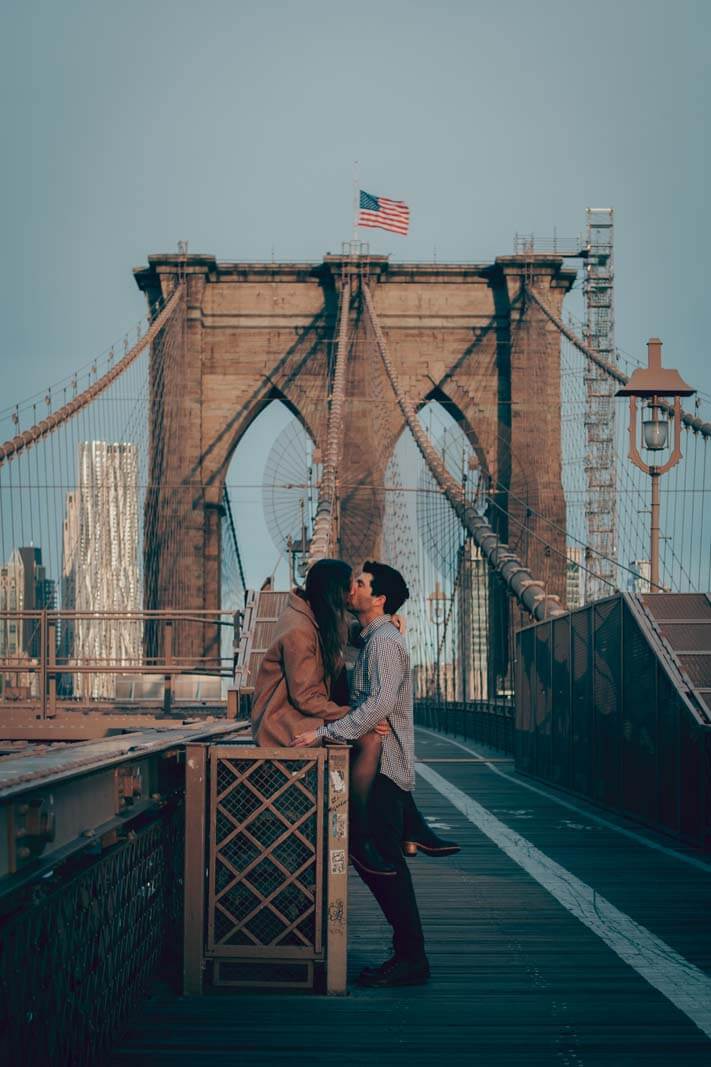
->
[304, 559, 352, 681]
[363, 561, 410, 615]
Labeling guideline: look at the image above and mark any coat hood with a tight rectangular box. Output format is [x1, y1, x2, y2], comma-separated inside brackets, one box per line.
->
[285, 590, 319, 628]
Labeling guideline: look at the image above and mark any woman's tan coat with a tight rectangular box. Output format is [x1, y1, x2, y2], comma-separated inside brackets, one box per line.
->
[251, 591, 349, 747]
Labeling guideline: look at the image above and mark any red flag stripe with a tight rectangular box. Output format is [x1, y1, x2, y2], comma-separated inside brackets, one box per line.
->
[358, 213, 409, 235]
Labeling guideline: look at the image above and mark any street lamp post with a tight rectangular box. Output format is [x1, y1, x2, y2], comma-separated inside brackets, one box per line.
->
[427, 580, 448, 702]
[616, 338, 695, 591]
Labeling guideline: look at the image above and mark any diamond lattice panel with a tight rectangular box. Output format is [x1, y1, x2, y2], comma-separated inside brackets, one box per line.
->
[208, 749, 324, 957]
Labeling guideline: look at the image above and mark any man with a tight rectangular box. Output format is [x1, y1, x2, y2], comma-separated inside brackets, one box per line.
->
[291, 561, 432, 987]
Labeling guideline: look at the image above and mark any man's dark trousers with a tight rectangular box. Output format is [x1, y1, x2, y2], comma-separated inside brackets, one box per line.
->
[356, 773, 426, 962]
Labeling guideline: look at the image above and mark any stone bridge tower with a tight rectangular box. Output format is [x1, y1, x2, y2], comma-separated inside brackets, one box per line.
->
[135, 252, 575, 652]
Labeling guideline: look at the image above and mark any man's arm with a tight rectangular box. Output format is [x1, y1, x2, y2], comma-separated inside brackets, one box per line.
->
[317, 637, 407, 742]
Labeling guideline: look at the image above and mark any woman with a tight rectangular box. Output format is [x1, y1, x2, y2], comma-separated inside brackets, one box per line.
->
[251, 558, 393, 876]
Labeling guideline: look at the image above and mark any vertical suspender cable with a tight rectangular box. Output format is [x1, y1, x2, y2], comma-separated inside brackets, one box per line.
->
[222, 485, 248, 600]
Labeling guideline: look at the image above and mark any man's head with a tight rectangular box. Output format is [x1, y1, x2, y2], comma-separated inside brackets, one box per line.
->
[349, 560, 410, 624]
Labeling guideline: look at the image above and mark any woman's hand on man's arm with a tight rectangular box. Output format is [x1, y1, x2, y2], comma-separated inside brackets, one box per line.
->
[289, 728, 320, 747]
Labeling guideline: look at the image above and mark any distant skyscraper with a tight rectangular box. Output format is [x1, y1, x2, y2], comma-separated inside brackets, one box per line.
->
[456, 539, 489, 701]
[62, 442, 141, 698]
[0, 556, 20, 661]
[0, 546, 53, 659]
[628, 559, 651, 594]
[0, 546, 54, 695]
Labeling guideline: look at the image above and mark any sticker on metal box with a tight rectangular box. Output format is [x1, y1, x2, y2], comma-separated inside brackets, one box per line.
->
[330, 812, 347, 839]
[330, 848, 346, 874]
[329, 769, 345, 793]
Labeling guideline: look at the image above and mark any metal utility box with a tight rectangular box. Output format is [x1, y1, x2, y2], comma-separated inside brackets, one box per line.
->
[183, 741, 349, 994]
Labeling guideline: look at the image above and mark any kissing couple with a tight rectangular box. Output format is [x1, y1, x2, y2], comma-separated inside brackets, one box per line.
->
[251, 558, 459, 988]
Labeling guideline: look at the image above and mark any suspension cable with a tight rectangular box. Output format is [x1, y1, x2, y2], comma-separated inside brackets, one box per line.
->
[0, 284, 185, 467]
[525, 283, 711, 438]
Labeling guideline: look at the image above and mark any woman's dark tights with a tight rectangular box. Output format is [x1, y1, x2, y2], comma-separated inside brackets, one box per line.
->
[349, 730, 382, 841]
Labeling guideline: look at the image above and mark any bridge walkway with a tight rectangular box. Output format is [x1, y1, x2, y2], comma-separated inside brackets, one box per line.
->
[110, 729, 711, 1066]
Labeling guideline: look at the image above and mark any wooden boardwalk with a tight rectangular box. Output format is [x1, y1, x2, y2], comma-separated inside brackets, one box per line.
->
[110, 729, 711, 1066]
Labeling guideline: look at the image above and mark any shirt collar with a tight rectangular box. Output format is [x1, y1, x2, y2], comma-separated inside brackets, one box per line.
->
[360, 614, 392, 643]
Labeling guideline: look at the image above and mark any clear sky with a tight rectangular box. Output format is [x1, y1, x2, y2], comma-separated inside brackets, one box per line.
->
[1, 0, 709, 587]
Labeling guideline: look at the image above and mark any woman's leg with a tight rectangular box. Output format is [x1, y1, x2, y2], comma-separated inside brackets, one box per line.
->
[402, 792, 460, 856]
[349, 730, 382, 840]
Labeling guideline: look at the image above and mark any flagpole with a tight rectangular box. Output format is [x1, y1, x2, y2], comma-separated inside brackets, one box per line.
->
[352, 160, 359, 244]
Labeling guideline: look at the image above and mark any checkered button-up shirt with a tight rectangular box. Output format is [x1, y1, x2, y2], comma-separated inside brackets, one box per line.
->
[316, 615, 415, 792]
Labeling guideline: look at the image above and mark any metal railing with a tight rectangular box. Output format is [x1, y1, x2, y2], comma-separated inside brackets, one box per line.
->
[414, 697, 515, 753]
[512, 233, 585, 256]
[0, 799, 183, 1066]
[0, 609, 238, 717]
[0, 720, 246, 1065]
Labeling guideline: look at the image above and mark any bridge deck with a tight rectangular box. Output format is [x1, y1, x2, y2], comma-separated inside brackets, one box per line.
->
[110, 729, 711, 1066]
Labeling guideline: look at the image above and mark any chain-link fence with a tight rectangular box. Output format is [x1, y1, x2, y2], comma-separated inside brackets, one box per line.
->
[0, 802, 183, 1066]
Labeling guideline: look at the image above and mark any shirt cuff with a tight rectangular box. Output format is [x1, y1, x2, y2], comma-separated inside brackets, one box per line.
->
[315, 725, 329, 739]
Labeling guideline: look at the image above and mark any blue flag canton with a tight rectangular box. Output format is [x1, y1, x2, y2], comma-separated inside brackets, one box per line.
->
[360, 190, 380, 211]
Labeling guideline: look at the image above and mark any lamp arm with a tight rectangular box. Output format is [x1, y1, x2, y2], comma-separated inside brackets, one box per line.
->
[627, 396, 651, 474]
[655, 396, 683, 476]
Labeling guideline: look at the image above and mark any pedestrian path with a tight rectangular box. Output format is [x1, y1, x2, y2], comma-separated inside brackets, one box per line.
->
[110, 728, 711, 1066]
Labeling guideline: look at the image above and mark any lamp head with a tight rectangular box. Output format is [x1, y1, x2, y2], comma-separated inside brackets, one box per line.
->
[616, 338, 695, 398]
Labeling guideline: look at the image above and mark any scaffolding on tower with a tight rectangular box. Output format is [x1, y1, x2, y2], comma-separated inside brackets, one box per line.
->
[582, 207, 616, 599]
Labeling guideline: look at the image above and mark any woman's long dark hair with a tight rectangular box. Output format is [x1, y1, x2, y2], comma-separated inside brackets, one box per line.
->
[303, 559, 352, 682]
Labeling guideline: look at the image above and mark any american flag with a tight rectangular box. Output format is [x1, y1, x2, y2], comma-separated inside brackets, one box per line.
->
[357, 190, 410, 236]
